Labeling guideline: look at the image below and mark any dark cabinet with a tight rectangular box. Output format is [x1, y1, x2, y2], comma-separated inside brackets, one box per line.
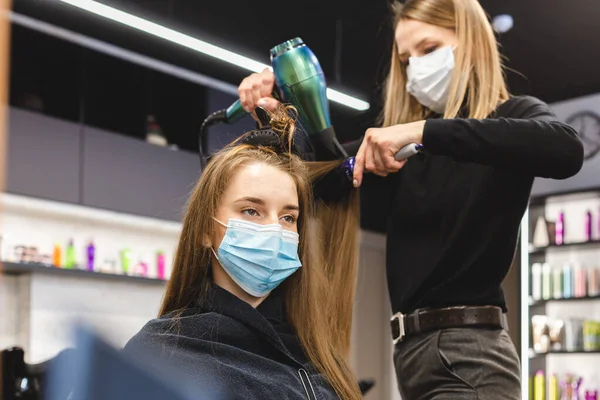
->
[5, 107, 201, 222]
[81, 126, 200, 221]
[6, 108, 81, 204]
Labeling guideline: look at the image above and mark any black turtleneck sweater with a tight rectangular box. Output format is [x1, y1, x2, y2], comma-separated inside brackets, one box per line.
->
[382, 96, 583, 314]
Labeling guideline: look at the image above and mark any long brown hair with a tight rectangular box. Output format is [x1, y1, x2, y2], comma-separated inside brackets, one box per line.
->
[159, 104, 362, 400]
[382, 0, 510, 126]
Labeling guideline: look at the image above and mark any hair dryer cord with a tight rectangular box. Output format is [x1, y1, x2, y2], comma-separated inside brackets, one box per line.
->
[199, 109, 228, 168]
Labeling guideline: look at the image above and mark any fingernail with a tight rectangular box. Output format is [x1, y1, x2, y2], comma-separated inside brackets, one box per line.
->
[353, 179, 358, 187]
[257, 99, 267, 107]
[244, 106, 250, 113]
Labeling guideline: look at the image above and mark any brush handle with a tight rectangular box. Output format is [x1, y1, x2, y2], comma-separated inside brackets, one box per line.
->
[394, 143, 423, 161]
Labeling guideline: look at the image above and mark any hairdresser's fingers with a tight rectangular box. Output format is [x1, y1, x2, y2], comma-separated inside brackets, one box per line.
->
[372, 145, 388, 175]
[238, 74, 260, 111]
[353, 142, 368, 187]
[238, 77, 251, 112]
[251, 84, 263, 110]
[367, 146, 388, 177]
[259, 68, 275, 97]
[257, 97, 280, 111]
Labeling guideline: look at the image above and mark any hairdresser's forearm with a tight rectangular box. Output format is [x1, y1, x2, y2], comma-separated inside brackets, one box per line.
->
[422, 114, 584, 179]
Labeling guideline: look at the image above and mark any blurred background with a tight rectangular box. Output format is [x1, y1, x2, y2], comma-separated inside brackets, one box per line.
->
[1, 0, 600, 399]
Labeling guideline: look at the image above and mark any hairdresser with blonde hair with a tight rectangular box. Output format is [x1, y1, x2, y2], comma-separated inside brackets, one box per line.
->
[238, 0, 583, 398]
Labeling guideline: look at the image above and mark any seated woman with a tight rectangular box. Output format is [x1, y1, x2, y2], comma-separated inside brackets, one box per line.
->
[123, 105, 362, 400]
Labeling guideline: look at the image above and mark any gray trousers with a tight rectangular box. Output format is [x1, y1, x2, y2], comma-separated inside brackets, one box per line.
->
[393, 328, 521, 400]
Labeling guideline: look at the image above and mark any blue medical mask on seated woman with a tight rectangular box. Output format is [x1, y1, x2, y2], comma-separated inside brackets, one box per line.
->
[211, 218, 302, 297]
[405, 45, 455, 114]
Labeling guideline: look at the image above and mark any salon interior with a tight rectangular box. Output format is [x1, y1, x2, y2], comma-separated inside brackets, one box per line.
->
[1, 0, 599, 399]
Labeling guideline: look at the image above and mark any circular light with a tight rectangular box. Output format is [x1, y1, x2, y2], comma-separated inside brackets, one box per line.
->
[492, 14, 514, 33]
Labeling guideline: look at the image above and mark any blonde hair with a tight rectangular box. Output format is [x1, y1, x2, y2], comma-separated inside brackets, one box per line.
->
[159, 104, 362, 400]
[382, 0, 510, 126]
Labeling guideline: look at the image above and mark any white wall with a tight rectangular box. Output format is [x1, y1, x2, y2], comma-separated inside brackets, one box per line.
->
[351, 231, 401, 400]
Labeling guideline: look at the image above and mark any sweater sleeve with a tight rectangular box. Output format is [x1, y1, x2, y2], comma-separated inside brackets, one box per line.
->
[422, 96, 584, 179]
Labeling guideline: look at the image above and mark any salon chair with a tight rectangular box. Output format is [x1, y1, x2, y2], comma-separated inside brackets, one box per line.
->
[1, 346, 73, 400]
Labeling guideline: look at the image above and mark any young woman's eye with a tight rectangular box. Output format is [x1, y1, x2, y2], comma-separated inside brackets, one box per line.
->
[242, 208, 259, 217]
[281, 215, 296, 224]
[424, 46, 438, 54]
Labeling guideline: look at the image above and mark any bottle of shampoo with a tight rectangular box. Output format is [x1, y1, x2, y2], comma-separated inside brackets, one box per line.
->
[157, 251, 165, 280]
[534, 370, 545, 400]
[52, 243, 62, 268]
[549, 374, 559, 400]
[65, 239, 76, 269]
[542, 263, 552, 300]
[556, 211, 565, 245]
[586, 210, 593, 241]
[531, 263, 542, 300]
[87, 241, 95, 272]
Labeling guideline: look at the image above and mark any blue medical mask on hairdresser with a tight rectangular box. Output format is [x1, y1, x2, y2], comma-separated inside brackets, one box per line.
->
[211, 218, 302, 297]
[406, 45, 455, 114]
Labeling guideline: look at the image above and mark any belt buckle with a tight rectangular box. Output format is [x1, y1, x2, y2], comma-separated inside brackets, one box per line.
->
[391, 312, 405, 345]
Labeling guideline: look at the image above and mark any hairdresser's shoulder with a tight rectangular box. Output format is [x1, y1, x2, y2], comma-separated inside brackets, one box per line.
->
[498, 95, 553, 118]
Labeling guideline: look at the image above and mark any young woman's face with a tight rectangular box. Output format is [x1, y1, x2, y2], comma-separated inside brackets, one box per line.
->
[395, 18, 458, 65]
[209, 162, 300, 304]
[211, 161, 300, 248]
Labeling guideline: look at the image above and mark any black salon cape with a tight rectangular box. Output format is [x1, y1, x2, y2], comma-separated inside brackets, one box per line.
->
[123, 284, 338, 400]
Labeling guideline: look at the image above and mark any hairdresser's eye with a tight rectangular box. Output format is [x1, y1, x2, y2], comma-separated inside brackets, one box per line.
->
[242, 208, 259, 217]
[424, 45, 438, 55]
[281, 215, 296, 224]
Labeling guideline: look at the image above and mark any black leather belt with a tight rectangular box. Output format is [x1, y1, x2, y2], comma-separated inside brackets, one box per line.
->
[390, 306, 507, 345]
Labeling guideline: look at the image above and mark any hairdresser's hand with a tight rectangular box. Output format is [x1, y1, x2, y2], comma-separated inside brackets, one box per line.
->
[238, 68, 280, 112]
[353, 121, 426, 187]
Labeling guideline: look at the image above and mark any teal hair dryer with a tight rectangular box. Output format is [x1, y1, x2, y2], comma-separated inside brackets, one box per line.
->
[224, 37, 347, 161]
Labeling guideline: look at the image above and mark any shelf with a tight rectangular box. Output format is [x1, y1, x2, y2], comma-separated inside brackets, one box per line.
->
[529, 349, 600, 358]
[1, 261, 167, 285]
[529, 295, 600, 307]
[529, 240, 600, 256]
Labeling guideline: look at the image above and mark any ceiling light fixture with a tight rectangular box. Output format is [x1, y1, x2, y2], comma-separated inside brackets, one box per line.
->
[492, 14, 514, 34]
[58, 0, 370, 111]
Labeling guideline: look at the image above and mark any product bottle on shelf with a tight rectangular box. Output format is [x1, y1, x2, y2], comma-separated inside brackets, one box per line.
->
[542, 263, 553, 300]
[563, 264, 573, 299]
[157, 251, 166, 280]
[65, 239, 76, 269]
[586, 210, 593, 242]
[52, 243, 62, 268]
[121, 248, 132, 275]
[549, 374, 559, 400]
[533, 216, 551, 247]
[86, 241, 95, 272]
[574, 264, 587, 298]
[532, 263, 542, 300]
[146, 115, 167, 147]
[553, 267, 564, 299]
[589, 268, 600, 296]
[556, 211, 565, 245]
[534, 370, 545, 400]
